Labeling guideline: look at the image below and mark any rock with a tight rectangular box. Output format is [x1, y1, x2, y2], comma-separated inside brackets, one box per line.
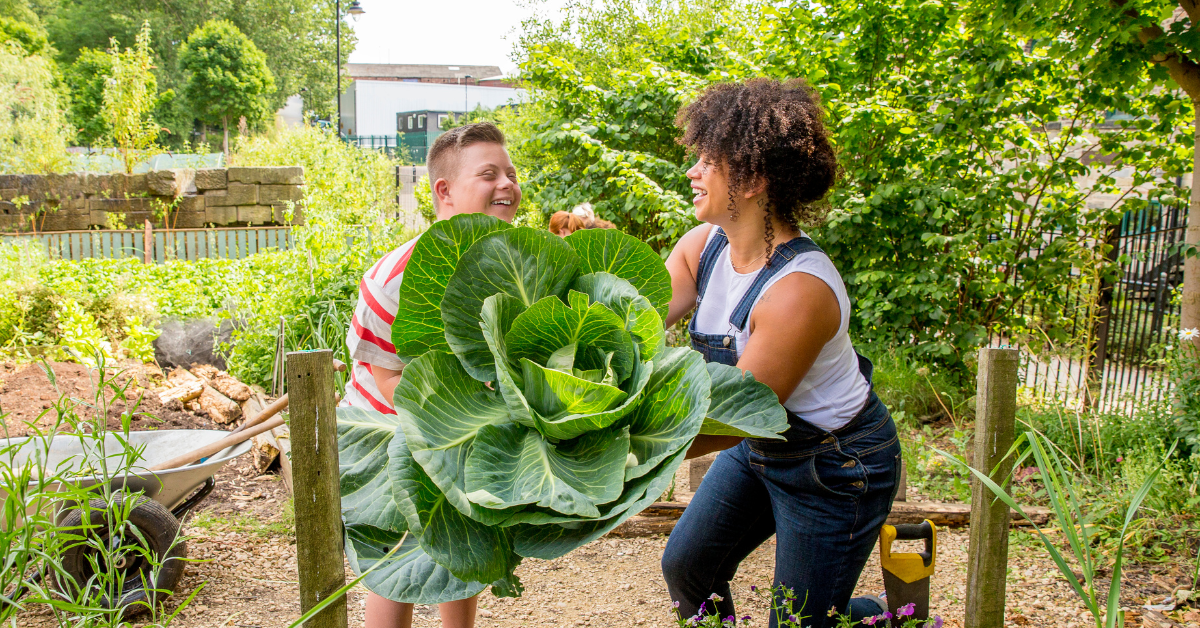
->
[153, 318, 232, 370]
[194, 169, 227, 191]
[198, 385, 241, 425]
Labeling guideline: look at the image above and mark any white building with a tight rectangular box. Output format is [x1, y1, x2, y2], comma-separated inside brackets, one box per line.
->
[337, 64, 526, 137]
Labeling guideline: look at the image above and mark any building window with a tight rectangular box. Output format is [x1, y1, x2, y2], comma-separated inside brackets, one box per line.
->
[437, 114, 448, 129]
[418, 114, 427, 129]
[407, 115, 414, 130]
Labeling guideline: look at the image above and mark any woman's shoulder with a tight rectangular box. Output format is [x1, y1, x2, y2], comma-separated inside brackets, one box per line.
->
[674, 223, 717, 264]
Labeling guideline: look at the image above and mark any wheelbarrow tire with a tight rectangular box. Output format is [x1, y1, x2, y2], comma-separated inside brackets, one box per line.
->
[56, 493, 187, 618]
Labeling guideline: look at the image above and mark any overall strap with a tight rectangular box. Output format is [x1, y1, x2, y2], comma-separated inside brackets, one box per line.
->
[728, 236, 826, 332]
[693, 227, 730, 307]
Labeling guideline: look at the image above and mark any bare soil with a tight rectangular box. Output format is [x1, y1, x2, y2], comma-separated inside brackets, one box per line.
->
[5, 362, 1199, 628]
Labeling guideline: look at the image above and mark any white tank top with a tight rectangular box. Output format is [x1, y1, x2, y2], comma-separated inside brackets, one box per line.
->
[692, 227, 870, 430]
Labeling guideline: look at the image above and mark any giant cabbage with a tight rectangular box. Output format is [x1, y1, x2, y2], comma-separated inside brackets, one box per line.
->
[336, 214, 788, 602]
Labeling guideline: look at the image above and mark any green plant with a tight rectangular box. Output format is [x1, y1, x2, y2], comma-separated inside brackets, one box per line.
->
[939, 432, 1177, 628]
[335, 214, 788, 601]
[414, 174, 435, 225]
[1167, 328, 1200, 453]
[178, 19, 275, 160]
[102, 21, 162, 174]
[1, 352, 198, 625]
[0, 40, 72, 174]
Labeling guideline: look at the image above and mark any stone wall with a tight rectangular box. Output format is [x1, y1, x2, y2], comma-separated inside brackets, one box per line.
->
[0, 167, 305, 232]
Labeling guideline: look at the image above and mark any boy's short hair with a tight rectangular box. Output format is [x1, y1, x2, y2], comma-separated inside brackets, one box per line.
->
[427, 121, 506, 189]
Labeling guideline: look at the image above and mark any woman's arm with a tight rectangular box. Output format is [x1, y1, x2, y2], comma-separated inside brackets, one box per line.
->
[663, 224, 714, 328]
[684, 273, 841, 458]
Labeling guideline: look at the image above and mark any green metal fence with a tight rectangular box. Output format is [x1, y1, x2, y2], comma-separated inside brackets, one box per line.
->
[344, 135, 426, 163]
[1, 227, 294, 263]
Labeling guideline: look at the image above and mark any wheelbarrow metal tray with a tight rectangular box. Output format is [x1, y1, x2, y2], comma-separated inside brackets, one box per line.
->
[0, 429, 252, 514]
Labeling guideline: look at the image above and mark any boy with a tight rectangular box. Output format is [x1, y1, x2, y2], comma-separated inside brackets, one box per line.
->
[343, 122, 521, 628]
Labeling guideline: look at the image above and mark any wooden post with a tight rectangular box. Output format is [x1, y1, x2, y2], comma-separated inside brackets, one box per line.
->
[143, 219, 153, 264]
[964, 347, 1020, 628]
[287, 349, 346, 628]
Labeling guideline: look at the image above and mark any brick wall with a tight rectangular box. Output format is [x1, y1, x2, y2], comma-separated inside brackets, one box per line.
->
[0, 167, 305, 232]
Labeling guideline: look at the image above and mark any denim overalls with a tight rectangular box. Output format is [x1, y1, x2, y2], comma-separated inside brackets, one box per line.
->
[662, 228, 902, 628]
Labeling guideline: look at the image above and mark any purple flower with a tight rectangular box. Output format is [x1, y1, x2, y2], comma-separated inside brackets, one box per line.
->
[725, 616, 735, 623]
[861, 616, 879, 626]
[674, 601, 680, 608]
[884, 611, 894, 619]
[931, 617, 944, 628]
[710, 593, 724, 602]
[898, 603, 915, 617]
[788, 614, 798, 623]
[1116, 456, 1124, 463]
[750, 585, 757, 592]
[742, 616, 752, 622]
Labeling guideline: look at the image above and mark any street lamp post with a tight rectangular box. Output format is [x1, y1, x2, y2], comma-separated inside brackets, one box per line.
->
[464, 74, 472, 119]
[336, 0, 365, 137]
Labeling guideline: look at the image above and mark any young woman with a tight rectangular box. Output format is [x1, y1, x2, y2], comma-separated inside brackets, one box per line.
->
[661, 79, 900, 628]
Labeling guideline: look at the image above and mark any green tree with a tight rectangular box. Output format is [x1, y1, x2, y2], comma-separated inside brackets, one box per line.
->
[102, 21, 161, 173]
[40, 0, 350, 122]
[511, 0, 1190, 371]
[178, 19, 275, 161]
[0, 15, 49, 56]
[0, 41, 71, 173]
[65, 47, 111, 146]
[963, 0, 1200, 343]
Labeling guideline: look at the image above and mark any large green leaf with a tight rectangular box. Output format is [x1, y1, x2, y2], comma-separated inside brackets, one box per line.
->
[565, 228, 673, 319]
[505, 294, 634, 384]
[337, 407, 407, 531]
[392, 214, 512, 361]
[393, 351, 512, 518]
[442, 229, 581, 381]
[701, 363, 789, 440]
[520, 358, 628, 420]
[572, 272, 665, 360]
[623, 346, 709, 480]
[510, 447, 688, 559]
[530, 352, 653, 442]
[345, 524, 489, 604]
[463, 422, 630, 516]
[479, 293, 535, 427]
[388, 428, 520, 583]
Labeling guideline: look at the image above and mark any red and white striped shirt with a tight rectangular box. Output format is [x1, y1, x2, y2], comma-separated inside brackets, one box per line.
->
[340, 237, 420, 413]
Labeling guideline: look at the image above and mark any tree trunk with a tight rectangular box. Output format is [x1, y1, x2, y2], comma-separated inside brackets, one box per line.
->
[223, 116, 230, 165]
[1186, 103, 1200, 346]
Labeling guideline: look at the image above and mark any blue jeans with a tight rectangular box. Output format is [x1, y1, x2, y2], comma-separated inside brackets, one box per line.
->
[662, 392, 901, 628]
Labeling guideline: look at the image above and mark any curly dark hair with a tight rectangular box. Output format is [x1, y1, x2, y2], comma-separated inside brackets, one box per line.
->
[676, 78, 838, 246]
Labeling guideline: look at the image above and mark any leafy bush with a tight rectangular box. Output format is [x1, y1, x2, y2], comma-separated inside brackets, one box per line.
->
[235, 126, 403, 227]
[0, 41, 72, 174]
[335, 215, 787, 601]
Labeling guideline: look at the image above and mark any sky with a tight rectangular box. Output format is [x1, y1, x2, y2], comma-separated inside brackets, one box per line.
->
[346, 0, 572, 75]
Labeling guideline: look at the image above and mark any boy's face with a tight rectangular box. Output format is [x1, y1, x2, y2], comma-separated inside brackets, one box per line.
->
[433, 142, 521, 222]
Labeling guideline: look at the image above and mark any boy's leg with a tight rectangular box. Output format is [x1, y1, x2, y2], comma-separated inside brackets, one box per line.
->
[437, 596, 480, 628]
[365, 593, 413, 628]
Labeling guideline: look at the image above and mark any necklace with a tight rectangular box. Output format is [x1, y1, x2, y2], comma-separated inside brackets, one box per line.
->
[730, 250, 767, 270]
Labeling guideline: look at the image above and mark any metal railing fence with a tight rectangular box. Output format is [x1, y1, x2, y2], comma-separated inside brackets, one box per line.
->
[1, 227, 295, 263]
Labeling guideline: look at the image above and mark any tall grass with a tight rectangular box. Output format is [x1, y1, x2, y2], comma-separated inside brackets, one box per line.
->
[0, 351, 198, 626]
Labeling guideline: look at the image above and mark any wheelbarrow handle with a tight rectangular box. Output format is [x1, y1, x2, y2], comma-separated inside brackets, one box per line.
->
[148, 415, 287, 472]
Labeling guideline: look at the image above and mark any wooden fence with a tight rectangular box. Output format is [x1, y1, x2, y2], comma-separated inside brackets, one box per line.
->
[0, 226, 294, 263]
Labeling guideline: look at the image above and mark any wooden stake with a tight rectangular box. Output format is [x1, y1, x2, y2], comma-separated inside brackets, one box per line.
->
[143, 219, 152, 264]
[964, 347, 1020, 628]
[287, 349, 346, 628]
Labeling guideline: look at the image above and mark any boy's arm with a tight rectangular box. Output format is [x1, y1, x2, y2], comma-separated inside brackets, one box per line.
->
[371, 365, 404, 406]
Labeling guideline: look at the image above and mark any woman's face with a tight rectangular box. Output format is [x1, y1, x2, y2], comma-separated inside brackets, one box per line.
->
[686, 156, 732, 225]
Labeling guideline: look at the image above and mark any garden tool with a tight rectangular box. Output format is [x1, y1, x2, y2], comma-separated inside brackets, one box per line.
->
[879, 519, 937, 621]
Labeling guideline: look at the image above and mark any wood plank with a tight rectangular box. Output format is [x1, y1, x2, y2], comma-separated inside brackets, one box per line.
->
[286, 350, 346, 628]
[607, 501, 1053, 539]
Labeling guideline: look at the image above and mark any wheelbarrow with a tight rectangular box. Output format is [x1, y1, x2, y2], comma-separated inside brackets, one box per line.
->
[0, 429, 255, 614]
